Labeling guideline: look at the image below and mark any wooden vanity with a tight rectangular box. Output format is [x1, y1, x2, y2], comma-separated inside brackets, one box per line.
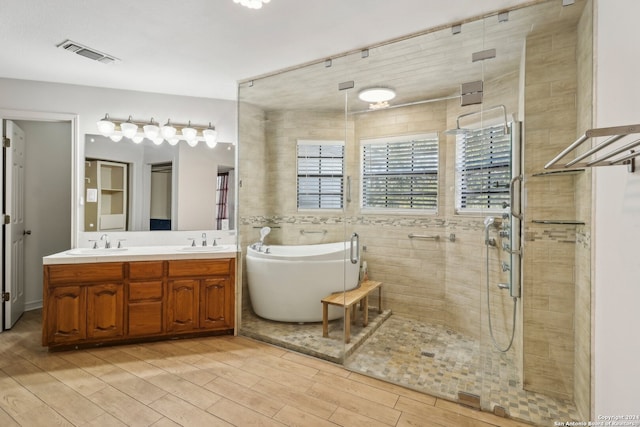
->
[42, 253, 236, 349]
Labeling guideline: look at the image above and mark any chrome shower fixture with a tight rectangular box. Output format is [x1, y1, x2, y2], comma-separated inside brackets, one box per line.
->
[445, 104, 510, 136]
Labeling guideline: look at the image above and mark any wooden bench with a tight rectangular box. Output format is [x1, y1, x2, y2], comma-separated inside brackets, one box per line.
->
[321, 280, 382, 343]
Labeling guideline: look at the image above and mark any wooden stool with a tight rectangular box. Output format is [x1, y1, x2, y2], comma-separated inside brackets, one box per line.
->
[321, 280, 382, 343]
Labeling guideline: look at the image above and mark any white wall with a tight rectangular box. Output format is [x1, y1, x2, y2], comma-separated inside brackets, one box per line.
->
[594, 0, 640, 417]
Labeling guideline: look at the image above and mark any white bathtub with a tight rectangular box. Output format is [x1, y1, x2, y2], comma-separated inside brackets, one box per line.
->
[246, 241, 360, 322]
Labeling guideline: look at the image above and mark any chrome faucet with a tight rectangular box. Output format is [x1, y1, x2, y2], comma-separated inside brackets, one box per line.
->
[100, 233, 111, 249]
[202, 233, 207, 246]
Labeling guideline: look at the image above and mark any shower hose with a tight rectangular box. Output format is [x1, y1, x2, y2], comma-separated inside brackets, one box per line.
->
[486, 236, 518, 353]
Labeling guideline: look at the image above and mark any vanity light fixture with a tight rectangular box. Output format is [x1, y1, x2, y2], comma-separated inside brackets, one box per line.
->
[96, 114, 222, 148]
[120, 116, 138, 139]
[181, 121, 197, 143]
[96, 114, 116, 137]
[160, 119, 177, 140]
[203, 123, 218, 148]
[233, 0, 271, 9]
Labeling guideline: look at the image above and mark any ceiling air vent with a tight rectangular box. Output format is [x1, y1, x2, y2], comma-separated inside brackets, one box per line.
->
[57, 39, 119, 64]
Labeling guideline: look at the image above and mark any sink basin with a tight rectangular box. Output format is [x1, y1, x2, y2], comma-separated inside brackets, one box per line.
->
[66, 248, 128, 255]
[179, 245, 229, 252]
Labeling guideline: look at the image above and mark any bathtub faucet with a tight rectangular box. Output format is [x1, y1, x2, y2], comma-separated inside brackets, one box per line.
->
[251, 242, 264, 252]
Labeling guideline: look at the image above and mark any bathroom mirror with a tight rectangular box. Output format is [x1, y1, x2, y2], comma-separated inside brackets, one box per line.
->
[84, 134, 235, 231]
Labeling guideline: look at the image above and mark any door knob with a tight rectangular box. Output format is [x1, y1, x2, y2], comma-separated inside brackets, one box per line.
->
[23, 230, 32, 235]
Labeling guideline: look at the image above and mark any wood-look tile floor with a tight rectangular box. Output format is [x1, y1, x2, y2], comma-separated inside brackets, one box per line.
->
[0, 310, 532, 426]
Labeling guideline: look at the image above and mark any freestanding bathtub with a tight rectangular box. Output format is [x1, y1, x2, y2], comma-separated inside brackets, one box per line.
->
[246, 241, 360, 322]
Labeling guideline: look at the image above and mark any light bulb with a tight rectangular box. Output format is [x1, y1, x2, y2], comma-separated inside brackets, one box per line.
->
[132, 136, 144, 144]
[109, 134, 123, 142]
[187, 139, 198, 148]
[181, 121, 197, 142]
[143, 118, 160, 139]
[167, 137, 180, 146]
[97, 114, 115, 137]
[203, 123, 217, 148]
[152, 137, 164, 146]
[120, 116, 138, 139]
[161, 119, 177, 140]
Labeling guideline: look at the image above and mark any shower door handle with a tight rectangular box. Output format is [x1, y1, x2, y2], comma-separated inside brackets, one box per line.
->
[350, 232, 359, 264]
[509, 175, 523, 220]
[346, 176, 352, 203]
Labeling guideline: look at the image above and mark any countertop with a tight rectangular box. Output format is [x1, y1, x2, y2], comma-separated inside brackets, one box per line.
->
[43, 244, 239, 265]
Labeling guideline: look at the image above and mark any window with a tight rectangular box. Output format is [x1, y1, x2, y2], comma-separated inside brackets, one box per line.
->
[361, 134, 439, 212]
[297, 140, 344, 210]
[216, 172, 229, 229]
[455, 123, 512, 212]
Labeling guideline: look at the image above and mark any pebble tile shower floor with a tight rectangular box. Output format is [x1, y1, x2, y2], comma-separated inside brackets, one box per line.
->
[241, 310, 581, 426]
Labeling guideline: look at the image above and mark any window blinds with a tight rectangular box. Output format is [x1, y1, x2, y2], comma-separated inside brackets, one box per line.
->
[362, 135, 439, 210]
[455, 124, 512, 211]
[297, 142, 344, 209]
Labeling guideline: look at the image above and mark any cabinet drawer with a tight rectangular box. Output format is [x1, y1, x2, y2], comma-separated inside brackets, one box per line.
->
[168, 259, 232, 277]
[47, 263, 124, 285]
[129, 261, 164, 280]
[129, 281, 163, 301]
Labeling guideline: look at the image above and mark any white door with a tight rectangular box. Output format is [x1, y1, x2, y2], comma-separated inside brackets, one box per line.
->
[3, 120, 26, 328]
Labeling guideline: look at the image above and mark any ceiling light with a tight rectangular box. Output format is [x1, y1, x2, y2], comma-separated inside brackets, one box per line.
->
[187, 139, 199, 148]
[358, 87, 396, 103]
[152, 137, 164, 146]
[167, 137, 180, 146]
[109, 134, 123, 142]
[120, 116, 138, 139]
[233, 0, 271, 9]
[143, 118, 160, 139]
[131, 136, 144, 144]
[96, 114, 115, 137]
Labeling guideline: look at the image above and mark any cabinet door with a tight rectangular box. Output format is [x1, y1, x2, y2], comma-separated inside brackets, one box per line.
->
[167, 279, 199, 332]
[45, 285, 86, 344]
[200, 277, 234, 330]
[87, 283, 124, 339]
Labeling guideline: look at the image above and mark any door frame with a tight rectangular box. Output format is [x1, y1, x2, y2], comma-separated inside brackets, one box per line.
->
[1, 109, 78, 331]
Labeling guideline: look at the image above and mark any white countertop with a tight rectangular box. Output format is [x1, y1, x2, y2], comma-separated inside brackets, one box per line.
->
[43, 245, 239, 265]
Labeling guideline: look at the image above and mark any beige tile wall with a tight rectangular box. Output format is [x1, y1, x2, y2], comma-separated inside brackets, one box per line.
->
[522, 23, 586, 401]
[574, 0, 593, 419]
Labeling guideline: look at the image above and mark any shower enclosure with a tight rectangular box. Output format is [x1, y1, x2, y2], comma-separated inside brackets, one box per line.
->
[237, 1, 593, 425]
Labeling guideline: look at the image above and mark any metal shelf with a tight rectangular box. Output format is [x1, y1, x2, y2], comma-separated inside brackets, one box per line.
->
[544, 124, 640, 171]
[531, 220, 585, 225]
[532, 169, 585, 177]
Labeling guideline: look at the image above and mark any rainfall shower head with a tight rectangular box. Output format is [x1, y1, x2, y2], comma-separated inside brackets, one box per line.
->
[444, 126, 469, 135]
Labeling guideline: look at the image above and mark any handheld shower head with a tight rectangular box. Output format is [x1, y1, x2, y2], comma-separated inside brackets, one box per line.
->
[483, 216, 495, 229]
[259, 226, 271, 243]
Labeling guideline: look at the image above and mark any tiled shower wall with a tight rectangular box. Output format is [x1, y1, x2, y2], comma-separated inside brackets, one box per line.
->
[522, 8, 592, 408]
[574, 0, 593, 419]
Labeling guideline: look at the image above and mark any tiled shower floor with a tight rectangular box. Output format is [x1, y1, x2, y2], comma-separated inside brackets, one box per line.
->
[241, 309, 581, 426]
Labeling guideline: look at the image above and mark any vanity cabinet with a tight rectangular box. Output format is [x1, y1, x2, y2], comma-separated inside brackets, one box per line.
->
[42, 258, 235, 349]
[44, 263, 124, 346]
[166, 259, 234, 333]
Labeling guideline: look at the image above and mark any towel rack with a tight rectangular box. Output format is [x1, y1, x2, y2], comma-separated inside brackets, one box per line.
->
[408, 233, 440, 240]
[300, 229, 327, 235]
[544, 123, 640, 171]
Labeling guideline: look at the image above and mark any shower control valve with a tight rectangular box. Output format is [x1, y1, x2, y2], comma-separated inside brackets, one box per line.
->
[499, 230, 510, 238]
[501, 262, 511, 272]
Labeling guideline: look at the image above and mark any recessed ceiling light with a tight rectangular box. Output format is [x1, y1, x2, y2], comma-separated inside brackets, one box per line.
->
[358, 88, 396, 103]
